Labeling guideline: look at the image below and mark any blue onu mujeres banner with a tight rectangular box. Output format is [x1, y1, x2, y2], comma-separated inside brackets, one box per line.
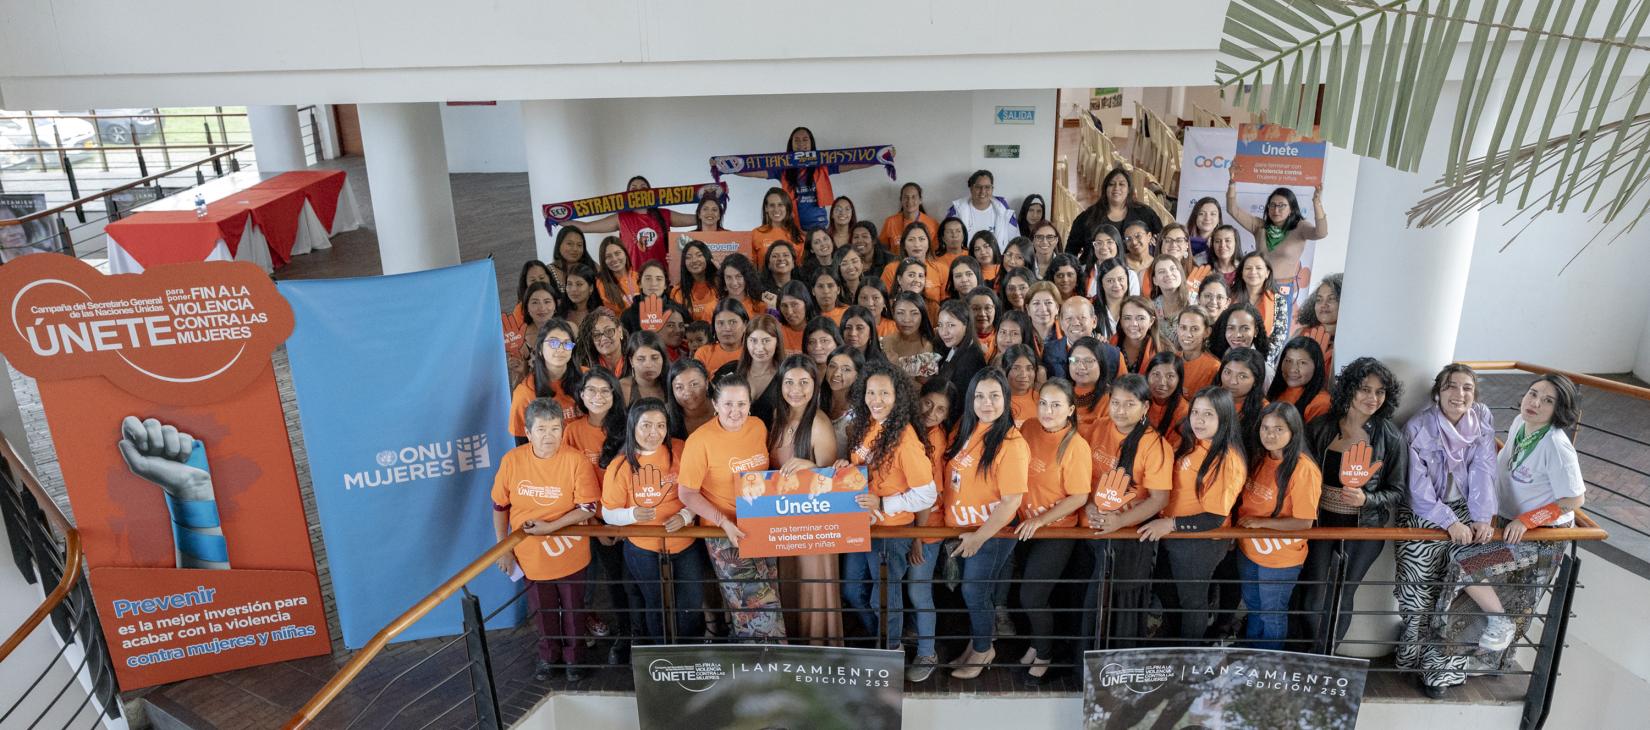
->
[280, 261, 523, 648]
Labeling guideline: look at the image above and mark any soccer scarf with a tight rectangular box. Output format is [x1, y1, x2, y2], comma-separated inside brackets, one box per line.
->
[541, 182, 727, 229]
[709, 145, 896, 181]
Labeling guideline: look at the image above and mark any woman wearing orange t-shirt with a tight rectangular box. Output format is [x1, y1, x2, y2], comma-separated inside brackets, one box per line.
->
[1267, 336, 1332, 425]
[677, 374, 783, 640]
[1068, 337, 1118, 436]
[881, 182, 939, 253]
[1012, 379, 1092, 679]
[1146, 353, 1189, 450]
[1230, 252, 1286, 338]
[942, 368, 1029, 679]
[596, 237, 640, 313]
[775, 281, 815, 355]
[1174, 308, 1221, 397]
[1139, 387, 1247, 644]
[1115, 296, 1159, 376]
[1080, 375, 1173, 648]
[767, 355, 841, 644]
[970, 232, 1002, 288]
[491, 399, 600, 681]
[1236, 403, 1321, 650]
[510, 320, 583, 443]
[600, 399, 708, 644]
[565, 368, 634, 652]
[1219, 347, 1269, 460]
[504, 281, 558, 390]
[692, 299, 748, 377]
[836, 362, 937, 652]
[1295, 273, 1341, 377]
[674, 240, 720, 323]
[905, 377, 956, 682]
[1001, 345, 1040, 427]
[574, 308, 626, 378]
[751, 187, 804, 266]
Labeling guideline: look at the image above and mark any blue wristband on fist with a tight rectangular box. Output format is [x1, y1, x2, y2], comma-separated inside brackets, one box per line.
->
[163, 447, 229, 565]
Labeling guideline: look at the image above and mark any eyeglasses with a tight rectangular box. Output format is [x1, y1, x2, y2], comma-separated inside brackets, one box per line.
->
[583, 386, 613, 396]
[1032, 234, 1059, 243]
[544, 338, 576, 351]
[594, 327, 618, 339]
[1267, 202, 1291, 209]
[1163, 236, 1189, 245]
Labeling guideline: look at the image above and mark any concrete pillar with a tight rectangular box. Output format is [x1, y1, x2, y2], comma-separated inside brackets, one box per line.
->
[247, 105, 308, 173]
[521, 99, 603, 263]
[357, 102, 461, 274]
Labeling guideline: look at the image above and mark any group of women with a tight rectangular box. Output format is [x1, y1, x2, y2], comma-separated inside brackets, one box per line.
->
[490, 140, 1586, 698]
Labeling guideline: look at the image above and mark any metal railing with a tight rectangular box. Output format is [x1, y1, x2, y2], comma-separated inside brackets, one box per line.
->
[284, 515, 1603, 730]
[0, 437, 120, 728]
[0, 106, 323, 267]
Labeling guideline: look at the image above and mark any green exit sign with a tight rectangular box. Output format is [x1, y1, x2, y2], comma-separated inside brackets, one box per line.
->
[984, 144, 1020, 159]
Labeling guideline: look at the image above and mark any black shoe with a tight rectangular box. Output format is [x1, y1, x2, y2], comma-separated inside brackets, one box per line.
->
[566, 665, 588, 683]
[533, 659, 558, 682]
[608, 641, 630, 665]
[1419, 677, 1448, 700]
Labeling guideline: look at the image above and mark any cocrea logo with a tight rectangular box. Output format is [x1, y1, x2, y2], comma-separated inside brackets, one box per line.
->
[647, 658, 724, 692]
[1193, 155, 1232, 169]
[1098, 662, 1174, 694]
[344, 434, 490, 490]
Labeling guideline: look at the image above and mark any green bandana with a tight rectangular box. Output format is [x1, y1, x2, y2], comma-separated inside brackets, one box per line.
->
[1264, 225, 1287, 252]
[1510, 423, 1550, 470]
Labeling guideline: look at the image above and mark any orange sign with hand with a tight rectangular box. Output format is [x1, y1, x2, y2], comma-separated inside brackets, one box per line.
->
[1092, 468, 1134, 512]
[633, 463, 667, 507]
[638, 295, 666, 332]
[1338, 441, 1382, 489]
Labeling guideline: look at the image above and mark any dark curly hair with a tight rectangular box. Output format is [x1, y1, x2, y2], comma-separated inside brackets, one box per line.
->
[844, 360, 921, 481]
[1327, 356, 1402, 426]
[1209, 301, 1273, 360]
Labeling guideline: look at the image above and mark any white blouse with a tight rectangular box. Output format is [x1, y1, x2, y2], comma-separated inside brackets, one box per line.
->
[1495, 415, 1585, 526]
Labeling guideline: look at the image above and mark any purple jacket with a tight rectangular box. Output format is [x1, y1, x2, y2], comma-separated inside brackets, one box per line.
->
[1404, 402, 1498, 526]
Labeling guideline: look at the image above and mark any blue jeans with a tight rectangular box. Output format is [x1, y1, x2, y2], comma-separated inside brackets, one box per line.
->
[841, 537, 913, 648]
[905, 541, 943, 656]
[956, 537, 1016, 652]
[622, 541, 709, 644]
[1238, 554, 1301, 651]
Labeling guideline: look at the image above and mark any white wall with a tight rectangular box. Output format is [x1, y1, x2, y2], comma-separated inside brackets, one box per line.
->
[521, 90, 1056, 235]
[442, 101, 527, 173]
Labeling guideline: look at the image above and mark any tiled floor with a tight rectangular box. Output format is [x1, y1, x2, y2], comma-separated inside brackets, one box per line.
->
[126, 157, 1647, 728]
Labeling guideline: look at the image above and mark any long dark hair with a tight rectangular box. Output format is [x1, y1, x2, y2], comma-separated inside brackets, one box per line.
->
[563, 263, 601, 313]
[1070, 336, 1119, 417]
[947, 255, 985, 300]
[1146, 352, 1185, 437]
[664, 357, 709, 440]
[677, 239, 717, 308]
[516, 259, 553, 305]
[997, 309, 1042, 362]
[1018, 194, 1047, 237]
[1040, 377, 1082, 464]
[552, 227, 597, 272]
[595, 236, 634, 308]
[761, 186, 804, 243]
[844, 360, 921, 479]
[579, 367, 628, 468]
[532, 318, 583, 401]
[919, 377, 959, 450]
[1093, 258, 1132, 340]
[693, 196, 724, 232]
[890, 291, 937, 345]
[1256, 401, 1307, 518]
[716, 253, 765, 303]
[768, 354, 825, 461]
[777, 279, 818, 329]
[935, 299, 979, 357]
[1177, 386, 1245, 499]
[1219, 347, 1267, 459]
[1184, 197, 1222, 238]
[1229, 251, 1277, 307]
[1111, 374, 1153, 477]
[622, 330, 668, 398]
[1209, 301, 1273, 359]
[620, 398, 675, 473]
[838, 305, 888, 362]
[1296, 273, 1343, 328]
[946, 367, 1018, 478]
[1266, 336, 1328, 412]
[997, 344, 1038, 393]
[520, 281, 560, 327]
[1264, 187, 1305, 232]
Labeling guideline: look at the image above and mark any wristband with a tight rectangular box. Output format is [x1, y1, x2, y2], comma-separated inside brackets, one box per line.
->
[164, 495, 228, 564]
[1517, 503, 1564, 529]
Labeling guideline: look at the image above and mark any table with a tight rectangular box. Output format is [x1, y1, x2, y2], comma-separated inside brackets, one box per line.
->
[103, 169, 361, 274]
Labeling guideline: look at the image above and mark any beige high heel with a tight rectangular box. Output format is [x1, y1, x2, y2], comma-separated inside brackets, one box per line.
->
[951, 645, 996, 679]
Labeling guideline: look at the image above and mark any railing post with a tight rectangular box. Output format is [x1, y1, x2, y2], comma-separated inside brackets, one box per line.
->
[1316, 545, 1348, 655]
[155, 113, 174, 169]
[204, 122, 223, 177]
[1520, 553, 1580, 730]
[134, 122, 149, 180]
[1094, 541, 1115, 651]
[659, 549, 675, 645]
[460, 589, 503, 730]
[877, 548, 890, 649]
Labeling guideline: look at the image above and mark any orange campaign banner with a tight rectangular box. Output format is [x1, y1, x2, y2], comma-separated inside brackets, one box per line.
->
[0, 254, 330, 689]
[733, 466, 871, 559]
[665, 230, 752, 285]
[1231, 123, 1327, 188]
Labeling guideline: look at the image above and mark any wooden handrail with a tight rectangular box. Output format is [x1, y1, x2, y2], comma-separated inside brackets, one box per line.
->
[0, 436, 82, 663]
[1459, 360, 1650, 402]
[0, 144, 251, 226]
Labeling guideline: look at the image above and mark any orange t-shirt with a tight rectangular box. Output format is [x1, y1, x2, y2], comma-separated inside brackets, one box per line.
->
[562, 415, 609, 472]
[1148, 396, 1188, 449]
[490, 444, 600, 581]
[750, 226, 795, 266]
[877, 318, 898, 337]
[1299, 325, 1335, 376]
[780, 323, 805, 354]
[1082, 420, 1173, 524]
[880, 259, 948, 308]
[502, 304, 527, 361]
[509, 377, 577, 437]
[879, 212, 939, 253]
[821, 305, 847, 325]
[601, 442, 695, 554]
[1019, 424, 1093, 527]
[919, 426, 950, 544]
[1256, 289, 1278, 336]
[1073, 388, 1111, 437]
[1278, 386, 1332, 424]
[1165, 440, 1247, 520]
[693, 343, 744, 375]
[675, 282, 719, 323]
[851, 420, 935, 526]
[1181, 352, 1221, 397]
[943, 424, 1030, 527]
[1009, 389, 1038, 427]
[1238, 455, 1322, 567]
[679, 416, 770, 520]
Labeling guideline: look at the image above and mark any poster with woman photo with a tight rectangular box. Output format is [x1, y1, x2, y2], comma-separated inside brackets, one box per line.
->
[0, 193, 68, 263]
[1084, 647, 1367, 729]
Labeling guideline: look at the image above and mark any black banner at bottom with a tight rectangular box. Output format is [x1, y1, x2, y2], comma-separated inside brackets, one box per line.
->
[1084, 647, 1368, 729]
[632, 644, 903, 730]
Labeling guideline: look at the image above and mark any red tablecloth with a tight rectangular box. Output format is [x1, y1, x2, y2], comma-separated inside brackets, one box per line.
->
[103, 170, 348, 270]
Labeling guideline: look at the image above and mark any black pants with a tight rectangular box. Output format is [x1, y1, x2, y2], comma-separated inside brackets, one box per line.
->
[1294, 511, 1387, 651]
[1017, 539, 1076, 657]
[588, 538, 635, 638]
[1083, 540, 1158, 649]
[1155, 538, 1232, 645]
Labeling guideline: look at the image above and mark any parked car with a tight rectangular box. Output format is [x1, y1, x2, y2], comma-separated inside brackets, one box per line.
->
[87, 108, 159, 144]
[0, 113, 97, 169]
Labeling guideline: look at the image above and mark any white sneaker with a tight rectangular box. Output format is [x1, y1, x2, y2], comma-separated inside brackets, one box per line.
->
[1479, 615, 1516, 652]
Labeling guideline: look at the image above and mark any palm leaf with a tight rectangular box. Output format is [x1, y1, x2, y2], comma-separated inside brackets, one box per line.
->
[1216, 0, 1650, 235]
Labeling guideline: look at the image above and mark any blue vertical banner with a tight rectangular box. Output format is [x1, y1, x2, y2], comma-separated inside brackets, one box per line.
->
[279, 261, 522, 647]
